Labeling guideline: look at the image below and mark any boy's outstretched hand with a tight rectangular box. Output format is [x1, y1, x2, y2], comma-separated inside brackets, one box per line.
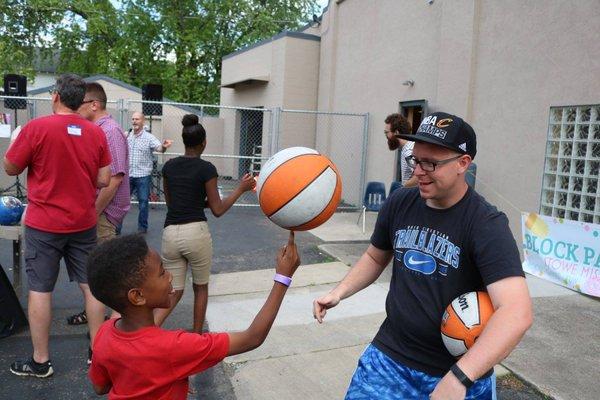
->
[226, 230, 301, 357]
[276, 231, 300, 278]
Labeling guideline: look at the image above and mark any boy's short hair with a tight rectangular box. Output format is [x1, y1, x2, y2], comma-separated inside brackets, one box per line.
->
[384, 113, 412, 136]
[87, 235, 149, 311]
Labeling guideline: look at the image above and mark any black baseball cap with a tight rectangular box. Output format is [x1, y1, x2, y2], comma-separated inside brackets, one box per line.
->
[397, 112, 477, 159]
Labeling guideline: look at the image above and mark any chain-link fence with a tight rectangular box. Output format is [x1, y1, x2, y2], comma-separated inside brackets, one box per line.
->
[123, 100, 273, 206]
[0, 96, 369, 210]
[0, 95, 120, 200]
[277, 109, 368, 209]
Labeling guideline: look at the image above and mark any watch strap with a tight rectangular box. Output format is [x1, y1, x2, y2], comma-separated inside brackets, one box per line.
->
[450, 364, 474, 389]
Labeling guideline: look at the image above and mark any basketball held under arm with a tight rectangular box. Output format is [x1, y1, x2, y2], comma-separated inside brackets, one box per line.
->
[313, 245, 392, 323]
[432, 276, 532, 398]
[205, 174, 255, 217]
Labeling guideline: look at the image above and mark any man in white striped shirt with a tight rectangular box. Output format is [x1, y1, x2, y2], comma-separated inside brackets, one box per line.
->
[128, 112, 172, 233]
[385, 113, 418, 188]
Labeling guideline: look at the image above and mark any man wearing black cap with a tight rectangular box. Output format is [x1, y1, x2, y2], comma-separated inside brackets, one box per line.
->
[313, 112, 532, 399]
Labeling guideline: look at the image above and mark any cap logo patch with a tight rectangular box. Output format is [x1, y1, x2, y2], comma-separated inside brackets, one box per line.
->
[419, 115, 448, 139]
[436, 118, 453, 128]
[459, 143, 467, 151]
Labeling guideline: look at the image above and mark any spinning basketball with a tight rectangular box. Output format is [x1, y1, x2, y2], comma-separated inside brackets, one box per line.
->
[256, 147, 342, 231]
[441, 291, 494, 357]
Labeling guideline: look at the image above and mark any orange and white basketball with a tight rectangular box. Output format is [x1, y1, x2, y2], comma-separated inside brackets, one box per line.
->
[256, 147, 342, 231]
[441, 291, 494, 357]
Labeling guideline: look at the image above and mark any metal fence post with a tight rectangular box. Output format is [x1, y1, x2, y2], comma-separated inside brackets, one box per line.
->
[118, 99, 127, 130]
[29, 100, 36, 121]
[359, 113, 370, 211]
[272, 107, 282, 154]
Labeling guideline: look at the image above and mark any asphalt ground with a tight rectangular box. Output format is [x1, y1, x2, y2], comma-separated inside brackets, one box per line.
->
[0, 206, 329, 400]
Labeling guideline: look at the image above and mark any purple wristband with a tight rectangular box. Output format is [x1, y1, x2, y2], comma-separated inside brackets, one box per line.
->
[274, 273, 292, 287]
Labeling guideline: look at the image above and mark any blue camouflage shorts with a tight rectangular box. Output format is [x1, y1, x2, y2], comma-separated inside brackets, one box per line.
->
[345, 345, 496, 400]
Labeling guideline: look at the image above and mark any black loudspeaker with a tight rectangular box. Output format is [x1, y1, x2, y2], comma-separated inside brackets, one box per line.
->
[3, 74, 27, 110]
[142, 83, 163, 116]
[0, 264, 28, 339]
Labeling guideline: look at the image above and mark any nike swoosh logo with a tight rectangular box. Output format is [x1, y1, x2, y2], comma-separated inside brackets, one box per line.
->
[408, 256, 430, 265]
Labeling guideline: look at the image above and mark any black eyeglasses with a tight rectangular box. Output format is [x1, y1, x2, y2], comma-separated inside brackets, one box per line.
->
[81, 99, 98, 104]
[48, 88, 57, 95]
[405, 154, 463, 172]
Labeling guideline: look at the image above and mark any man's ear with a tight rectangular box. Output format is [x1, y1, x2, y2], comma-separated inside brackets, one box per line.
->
[457, 155, 471, 174]
[127, 288, 146, 306]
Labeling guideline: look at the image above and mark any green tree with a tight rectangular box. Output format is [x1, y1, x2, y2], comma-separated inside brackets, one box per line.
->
[0, 0, 318, 104]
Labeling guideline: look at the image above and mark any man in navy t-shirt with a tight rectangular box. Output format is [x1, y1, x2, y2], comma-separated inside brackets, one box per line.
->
[313, 112, 532, 400]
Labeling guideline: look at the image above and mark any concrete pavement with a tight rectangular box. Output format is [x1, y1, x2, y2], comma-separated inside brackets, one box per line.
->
[1, 208, 598, 399]
[206, 210, 598, 400]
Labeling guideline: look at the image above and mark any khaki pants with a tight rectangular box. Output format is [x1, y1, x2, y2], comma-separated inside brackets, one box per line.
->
[162, 221, 212, 290]
[97, 214, 117, 244]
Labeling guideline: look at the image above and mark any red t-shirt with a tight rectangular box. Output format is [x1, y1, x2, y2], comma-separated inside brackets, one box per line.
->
[89, 319, 230, 400]
[6, 113, 111, 233]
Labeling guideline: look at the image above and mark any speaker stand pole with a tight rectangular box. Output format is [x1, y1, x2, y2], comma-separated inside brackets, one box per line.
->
[7, 109, 26, 201]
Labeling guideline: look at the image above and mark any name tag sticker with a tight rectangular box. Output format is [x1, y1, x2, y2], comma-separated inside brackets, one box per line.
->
[67, 124, 82, 136]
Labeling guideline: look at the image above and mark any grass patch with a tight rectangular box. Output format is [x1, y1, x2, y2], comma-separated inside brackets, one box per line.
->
[497, 374, 553, 400]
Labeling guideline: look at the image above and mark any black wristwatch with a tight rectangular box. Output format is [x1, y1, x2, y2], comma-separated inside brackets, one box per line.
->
[450, 364, 474, 389]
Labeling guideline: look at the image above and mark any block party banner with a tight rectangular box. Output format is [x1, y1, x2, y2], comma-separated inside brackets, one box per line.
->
[521, 212, 600, 297]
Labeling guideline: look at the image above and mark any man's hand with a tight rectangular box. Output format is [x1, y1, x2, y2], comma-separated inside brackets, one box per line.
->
[162, 139, 173, 150]
[313, 292, 341, 323]
[429, 371, 467, 400]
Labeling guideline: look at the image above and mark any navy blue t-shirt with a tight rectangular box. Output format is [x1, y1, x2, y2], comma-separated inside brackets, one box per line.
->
[162, 156, 218, 227]
[370, 186, 524, 376]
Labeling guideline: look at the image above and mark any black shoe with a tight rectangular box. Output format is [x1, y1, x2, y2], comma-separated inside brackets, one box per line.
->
[87, 347, 92, 366]
[10, 357, 54, 378]
[137, 229, 147, 234]
[66, 310, 87, 325]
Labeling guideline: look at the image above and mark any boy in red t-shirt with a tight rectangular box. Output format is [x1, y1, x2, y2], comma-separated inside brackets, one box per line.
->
[86, 232, 300, 399]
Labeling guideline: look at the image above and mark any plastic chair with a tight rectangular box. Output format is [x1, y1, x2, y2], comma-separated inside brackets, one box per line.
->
[389, 181, 402, 196]
[358, 182, 386, 233]
[364, 181, 386, 211]
[466, 163, 477, 188]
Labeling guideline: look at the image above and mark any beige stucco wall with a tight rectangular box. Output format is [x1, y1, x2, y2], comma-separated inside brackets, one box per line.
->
[314, 0, 600, 237]
[467, 0, 600, 235]
[221, 43, 272, 88]
[220, 34, 320, 178]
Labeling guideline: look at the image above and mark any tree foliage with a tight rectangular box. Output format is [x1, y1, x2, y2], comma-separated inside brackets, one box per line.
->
[0, 0, 319, 103]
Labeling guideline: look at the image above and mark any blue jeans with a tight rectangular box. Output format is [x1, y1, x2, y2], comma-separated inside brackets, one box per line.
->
[345, 345, 496, 400]
[129, 175, 151, 232]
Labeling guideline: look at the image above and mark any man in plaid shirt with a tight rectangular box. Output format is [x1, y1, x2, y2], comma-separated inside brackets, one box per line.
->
[71, 82, 132, 344]
[128, 111, 172, 233]
[78, 83, 131, 241]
